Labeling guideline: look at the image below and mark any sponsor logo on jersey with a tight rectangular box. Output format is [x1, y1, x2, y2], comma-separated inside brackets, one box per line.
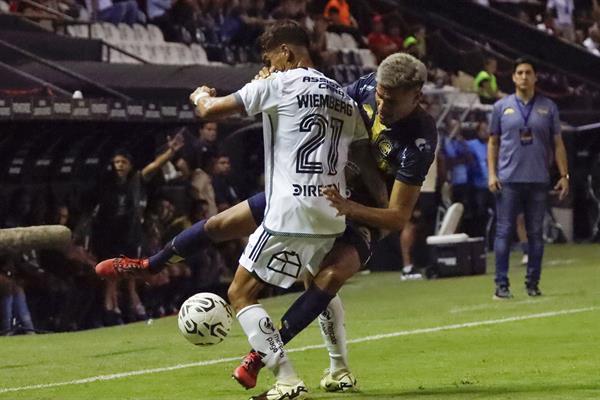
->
[292, 182, 340, 197]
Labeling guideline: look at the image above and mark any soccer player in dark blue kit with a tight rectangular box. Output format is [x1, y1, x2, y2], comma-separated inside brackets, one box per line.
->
[96, 51, 437, 396]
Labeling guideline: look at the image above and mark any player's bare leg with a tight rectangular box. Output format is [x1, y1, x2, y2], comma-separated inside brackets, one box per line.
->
[229, 267, 306, 398]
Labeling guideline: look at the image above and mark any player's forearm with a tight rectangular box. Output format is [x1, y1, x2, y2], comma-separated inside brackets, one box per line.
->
[345, 202, 409, 231]
[193, 94, 243, 120]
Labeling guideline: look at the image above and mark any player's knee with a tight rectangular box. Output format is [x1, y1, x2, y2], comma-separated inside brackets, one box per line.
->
[315, 265, 351, 293]
[205, 214, 225, 242]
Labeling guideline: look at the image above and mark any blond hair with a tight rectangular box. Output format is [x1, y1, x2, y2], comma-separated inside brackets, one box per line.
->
[376, 52, 427, 90]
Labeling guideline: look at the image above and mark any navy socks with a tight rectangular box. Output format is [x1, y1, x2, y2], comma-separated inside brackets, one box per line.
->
[148, 220, 208, 273]
[279, 284, 335, 345]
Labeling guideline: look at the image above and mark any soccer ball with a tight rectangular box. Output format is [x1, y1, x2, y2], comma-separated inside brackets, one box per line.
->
[178, 292, 233, 346]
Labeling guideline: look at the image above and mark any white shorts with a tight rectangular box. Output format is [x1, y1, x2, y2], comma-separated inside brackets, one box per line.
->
[239, 225, 336, 289]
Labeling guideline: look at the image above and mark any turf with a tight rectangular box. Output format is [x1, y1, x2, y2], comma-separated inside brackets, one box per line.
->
[1, 244, 599, 399]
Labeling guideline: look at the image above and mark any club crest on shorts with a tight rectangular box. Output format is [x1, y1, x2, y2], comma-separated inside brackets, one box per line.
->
[267, 251, 302, 278]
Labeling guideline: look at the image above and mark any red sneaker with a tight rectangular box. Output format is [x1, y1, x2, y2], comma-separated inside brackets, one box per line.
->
[232, 350, 264, 389]
[95, 256, 150, 278]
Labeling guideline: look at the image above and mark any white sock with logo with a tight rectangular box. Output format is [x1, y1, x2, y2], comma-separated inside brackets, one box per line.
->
[237, 304, 298, 383]
[318, 295, 349, 373]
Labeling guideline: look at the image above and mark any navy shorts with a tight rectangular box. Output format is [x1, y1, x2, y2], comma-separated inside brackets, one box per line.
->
[246, 192, 372, 264]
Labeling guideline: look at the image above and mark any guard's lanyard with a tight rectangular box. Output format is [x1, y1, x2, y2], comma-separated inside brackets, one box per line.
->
[515, 94, 536, 127]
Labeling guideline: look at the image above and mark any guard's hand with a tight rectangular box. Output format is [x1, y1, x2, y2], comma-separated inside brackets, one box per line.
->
[554, 177, 569, 201]
[488, 174, 502, 193]
[323, 187, 355, 217]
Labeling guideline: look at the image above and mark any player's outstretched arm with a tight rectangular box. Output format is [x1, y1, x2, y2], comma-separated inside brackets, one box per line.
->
[323, 179, 420, 232]
[190, 86, 245, 120]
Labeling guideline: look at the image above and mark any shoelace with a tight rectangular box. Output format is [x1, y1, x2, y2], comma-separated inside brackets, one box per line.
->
[115, 257, 143, 272]
[243, 353, 261, 370]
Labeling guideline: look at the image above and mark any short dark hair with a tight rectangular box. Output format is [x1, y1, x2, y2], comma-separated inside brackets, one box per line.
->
[259, 20, 310, 52]
[513, 57, 536, 73]
[112, 148, 134, 162]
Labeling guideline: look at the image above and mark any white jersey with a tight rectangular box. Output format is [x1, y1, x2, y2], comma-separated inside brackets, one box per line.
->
[235, 68, 368, 237]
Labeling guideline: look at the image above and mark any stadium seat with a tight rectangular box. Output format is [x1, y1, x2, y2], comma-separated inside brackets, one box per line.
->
[340, 33, 358, 49]
[358, 49, 377, 69]
[124, 43, 143, 63]
[117, 23, 135, 42]
[147, 24, 165, 43]
[66, 24, 89, 38]
[190, 43, 209, 65]
[143, 44, 163, 64]
[326, 32, 344, 51]
[437, 202, 464, 236]
[101, 22, 120, 44]
[173, 43, 194, 65]
[132, 23, 150, 43]
[91, 22, 106, 40]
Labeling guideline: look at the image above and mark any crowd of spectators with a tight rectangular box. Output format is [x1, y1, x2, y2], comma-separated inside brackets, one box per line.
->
[475, 0, 600, 57]
[0, 123, 251, 334]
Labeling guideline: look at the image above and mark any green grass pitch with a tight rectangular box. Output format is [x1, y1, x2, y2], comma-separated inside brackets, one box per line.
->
[1, 244, 599, 399]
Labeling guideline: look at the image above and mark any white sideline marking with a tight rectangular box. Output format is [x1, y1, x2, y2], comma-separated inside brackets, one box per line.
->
[0, 306, 596, 394]
[450, 297, 552, 313]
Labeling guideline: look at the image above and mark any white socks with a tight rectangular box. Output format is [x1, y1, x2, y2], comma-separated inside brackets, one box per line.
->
[237, 304, 298, 383]
[318, 295, 349, 373]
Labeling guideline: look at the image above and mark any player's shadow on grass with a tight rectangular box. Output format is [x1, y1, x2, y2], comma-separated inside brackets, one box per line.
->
[354, 383, 600, 398]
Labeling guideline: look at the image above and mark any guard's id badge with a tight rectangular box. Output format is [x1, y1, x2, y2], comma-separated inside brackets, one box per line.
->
[519, 127, 533, 146]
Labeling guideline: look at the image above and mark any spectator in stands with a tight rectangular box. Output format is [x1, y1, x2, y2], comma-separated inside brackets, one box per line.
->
[488, 57, 569, 299]
[39, 204, 100, 331]
[0, 256, 35, 335]
[149, 0, 199, 43]
[474, 56, 504, 104]
[221, 0, 255, 45]
[91, 134, 184, 324]
[309, 14, 336, 67]
[87, 0, 145, 24]
[400, 151, 439, 281]
[210, 154, 239, 212]
[466, 120, 492, 238]
[442, 118, 471, 208]
[271, 0, 307, 22]
[195, 121, 220, 171]
[403, 24, 427, 60]
[388, 23, 404, 52]
[536, 12, 556, 36]
[547, 0, 576, 42]
[583, 23, 600, 56]
[324, 0, 356, 27]
[367, 14, 399, 63]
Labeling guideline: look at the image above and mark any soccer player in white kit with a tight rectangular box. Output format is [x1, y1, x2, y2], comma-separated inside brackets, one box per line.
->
[189, 20, 368, 400]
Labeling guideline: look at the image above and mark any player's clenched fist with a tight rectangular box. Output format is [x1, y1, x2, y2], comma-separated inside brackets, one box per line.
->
[190, 86, 217, 106]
